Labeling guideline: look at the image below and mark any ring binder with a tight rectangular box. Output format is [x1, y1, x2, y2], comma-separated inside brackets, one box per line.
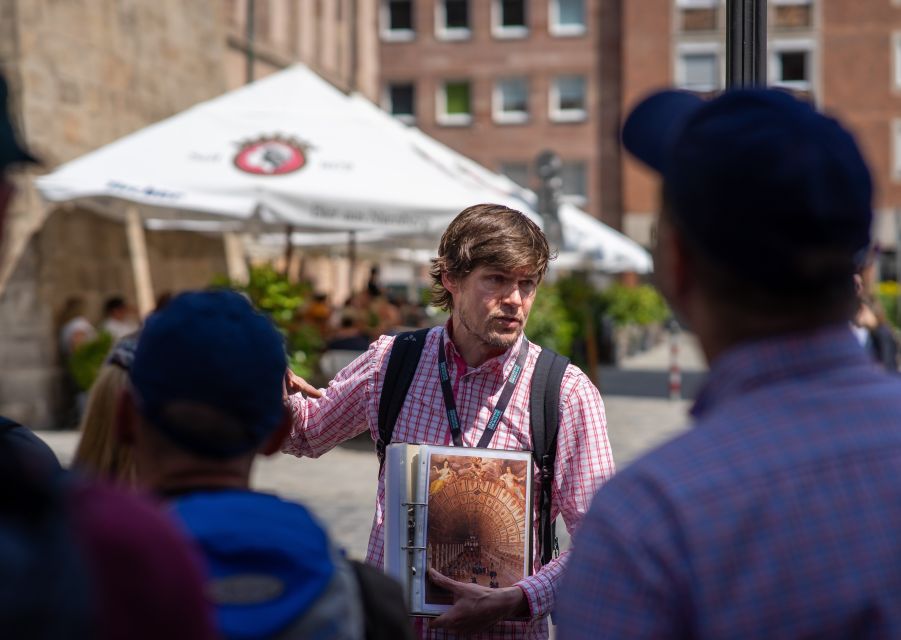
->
[384, 443, 534, 617]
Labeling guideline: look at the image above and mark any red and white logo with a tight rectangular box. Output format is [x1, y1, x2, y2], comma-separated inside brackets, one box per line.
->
[233, 135, 308, 175]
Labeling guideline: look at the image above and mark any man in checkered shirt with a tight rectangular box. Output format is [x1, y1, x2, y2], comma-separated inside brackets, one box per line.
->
[558, 89, 901, 638]
[285, 204, 615, 639]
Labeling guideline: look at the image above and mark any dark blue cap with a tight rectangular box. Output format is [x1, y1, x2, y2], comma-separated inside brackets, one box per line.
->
[0, 76, 37, 169]
[623, 89, 873, 288]
[130, 290, 287, 458]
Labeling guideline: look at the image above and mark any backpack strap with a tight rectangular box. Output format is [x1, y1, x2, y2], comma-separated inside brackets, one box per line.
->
[376, 328, 431, 471]
[529, 347, 569, 567]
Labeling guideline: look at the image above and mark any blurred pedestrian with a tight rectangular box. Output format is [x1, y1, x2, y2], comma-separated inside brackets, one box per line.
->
[557, 89, 901, 639]
[72, 336, 138, 485]
[100, 295, 139, 340]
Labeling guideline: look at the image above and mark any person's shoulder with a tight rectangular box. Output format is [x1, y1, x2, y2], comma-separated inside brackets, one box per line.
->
[0, 418, 61, 476]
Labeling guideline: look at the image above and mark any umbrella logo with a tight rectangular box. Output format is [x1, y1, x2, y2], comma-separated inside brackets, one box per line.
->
[233, 135, 308, 175]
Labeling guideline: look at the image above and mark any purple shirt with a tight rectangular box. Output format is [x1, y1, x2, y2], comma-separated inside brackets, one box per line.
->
[558, 325, 901, 639]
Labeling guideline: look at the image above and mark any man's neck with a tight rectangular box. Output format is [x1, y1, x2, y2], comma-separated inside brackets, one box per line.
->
[449, 315, 509, 368]
[143, 463, 253, 497]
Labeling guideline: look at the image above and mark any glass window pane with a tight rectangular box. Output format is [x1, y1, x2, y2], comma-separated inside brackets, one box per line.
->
[390, 84, 415, 115]
[557, 76, 586, 111]
[561, 162, 587, 197]
[389, 0, 413, 30]
[445, 82, 471, 115]
[499, 78, 528, 113]
[445, 0, 468, 28]
[779, 51, 808, 82]
[682, 53, 717, 89]
[557, 0, 584, 26]
[500, 163, 529, 188]
[501, 0, 526, 27]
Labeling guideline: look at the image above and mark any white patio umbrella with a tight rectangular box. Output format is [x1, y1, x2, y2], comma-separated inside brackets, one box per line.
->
[35, 65, 650, 312]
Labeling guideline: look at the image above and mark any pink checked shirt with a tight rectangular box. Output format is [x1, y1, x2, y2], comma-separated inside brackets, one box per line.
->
[284, 326, 614, 639]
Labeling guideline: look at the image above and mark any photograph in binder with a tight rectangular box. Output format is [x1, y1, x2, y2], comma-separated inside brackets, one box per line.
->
[425, 453, 530, 605]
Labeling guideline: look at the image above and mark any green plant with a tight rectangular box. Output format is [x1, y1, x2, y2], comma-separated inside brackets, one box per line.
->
[526, 281, 577, 356]
[68, 331, 114, 391]
[599, 283, 668, 327]
[213, 265, 322, 379]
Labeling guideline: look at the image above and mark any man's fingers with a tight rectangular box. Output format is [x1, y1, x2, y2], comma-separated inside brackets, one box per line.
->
[427, 568, 460, 593]
[284, 370, 323, 398]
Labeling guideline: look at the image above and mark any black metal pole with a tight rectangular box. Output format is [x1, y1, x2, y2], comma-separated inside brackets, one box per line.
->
[245, 0, 256, 84]
[725, 0, 767, 88]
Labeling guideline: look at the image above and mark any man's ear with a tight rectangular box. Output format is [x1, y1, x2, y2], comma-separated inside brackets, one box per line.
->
[260, 407, 292, 456]
[441, 271, 460, 297]
[115, 388, 138, 446]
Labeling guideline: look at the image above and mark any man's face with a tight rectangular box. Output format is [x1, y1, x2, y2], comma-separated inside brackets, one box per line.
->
[446, 265, 539, 351]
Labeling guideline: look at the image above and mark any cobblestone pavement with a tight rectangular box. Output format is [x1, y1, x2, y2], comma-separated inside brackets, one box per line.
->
[38, 334, 706, 561]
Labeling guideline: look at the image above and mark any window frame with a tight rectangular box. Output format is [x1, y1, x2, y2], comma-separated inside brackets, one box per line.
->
[381, 0, 415, 42]
[892, 32, 901, 92]
[436, 0, 471, 41]
[437, 80, 474, 127]
[893, 119, 901, 182]
[675, 0, 719, 7]
[769, 38, 815, 92]
[385, 82, 416, 125]
[493, 77, 530, 124]
[675, 41, 722, 93]
[559, 160, 588, 207]
[549, 75, 588, 123]
[549, 0, 586, 37]
[492, 0, 529, 39]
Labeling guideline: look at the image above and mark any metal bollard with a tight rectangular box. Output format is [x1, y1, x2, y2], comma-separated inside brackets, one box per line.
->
[668, 319, 682, 401]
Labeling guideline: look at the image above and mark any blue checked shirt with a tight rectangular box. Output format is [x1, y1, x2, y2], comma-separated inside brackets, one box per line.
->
[558, 325, 901, 639]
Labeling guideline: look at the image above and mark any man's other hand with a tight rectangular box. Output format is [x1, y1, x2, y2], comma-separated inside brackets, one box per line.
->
[428, 568, 529, 634]
[284, 369, 322, 398]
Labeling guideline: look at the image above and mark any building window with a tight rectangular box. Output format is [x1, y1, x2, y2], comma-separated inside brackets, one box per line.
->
[493, 0, 528, 38]
[770, 41, 813, 91]
[550, 0, 585, 36]
[773, 2, 812, 29]
[550, 75, 587, 122]
[560, 161, 587, 206]
[437, 0, 470, 40]
[893, 119, 901, 181]
[438, 81, 472, 126]
[893, 32, 901, 90]
[382, 0, 414, 41]
[676, 44, 721, 93]
[387, 83, 416, 123]
[500, 162, 530, 188]
[493, 78, 529, 124]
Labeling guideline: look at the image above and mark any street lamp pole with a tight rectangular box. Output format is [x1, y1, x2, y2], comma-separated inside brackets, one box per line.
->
[725, 0, 767, 88]
[535, 150, 564, 250]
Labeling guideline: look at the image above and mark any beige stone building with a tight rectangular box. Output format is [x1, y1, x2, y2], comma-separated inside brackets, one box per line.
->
[0, 0, 382, 428]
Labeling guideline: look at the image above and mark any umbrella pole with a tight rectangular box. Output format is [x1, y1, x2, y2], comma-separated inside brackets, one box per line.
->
[348, 230, 357, 295]
[223, 232, 249, 285]
[124, 205, 155, 318]
[283, 225, 294, 278]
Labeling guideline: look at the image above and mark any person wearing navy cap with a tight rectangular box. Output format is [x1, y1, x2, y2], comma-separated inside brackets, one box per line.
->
[119, 289, 412, 640]
[557, 89, 901, 639]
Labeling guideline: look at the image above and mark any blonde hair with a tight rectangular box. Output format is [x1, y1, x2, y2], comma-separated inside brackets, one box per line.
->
[73, 364, 137, 486]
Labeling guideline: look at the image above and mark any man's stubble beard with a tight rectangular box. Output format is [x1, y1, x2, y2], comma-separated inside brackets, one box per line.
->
[457, 306, 522, 350]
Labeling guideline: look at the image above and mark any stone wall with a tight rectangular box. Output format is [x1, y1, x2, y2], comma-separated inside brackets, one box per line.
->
[0, 0, 231, 428]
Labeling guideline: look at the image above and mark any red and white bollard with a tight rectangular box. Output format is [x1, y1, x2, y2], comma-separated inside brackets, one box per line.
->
[668, 322, 682, 401]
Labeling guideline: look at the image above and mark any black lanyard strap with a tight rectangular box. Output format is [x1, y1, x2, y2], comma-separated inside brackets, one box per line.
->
[437, 332, 530, 449]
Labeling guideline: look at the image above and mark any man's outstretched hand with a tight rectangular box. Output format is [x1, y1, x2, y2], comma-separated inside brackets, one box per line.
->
[284, 369, 322, 398]
[428, 568, 529, 634]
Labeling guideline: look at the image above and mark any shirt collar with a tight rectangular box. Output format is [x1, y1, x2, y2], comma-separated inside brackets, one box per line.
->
[442, 321, 528, 376]
[691, 324, 872, 420]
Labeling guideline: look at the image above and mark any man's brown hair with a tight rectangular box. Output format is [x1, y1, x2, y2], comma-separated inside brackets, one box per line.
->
[429, 203, 552, 311]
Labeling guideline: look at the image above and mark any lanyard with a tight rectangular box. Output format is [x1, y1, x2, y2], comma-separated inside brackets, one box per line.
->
[437, 331, 530, 449]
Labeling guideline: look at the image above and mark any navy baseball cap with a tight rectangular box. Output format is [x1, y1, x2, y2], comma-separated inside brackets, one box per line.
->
[623, 89, 873, 289]
[129, 290, 288, 459]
